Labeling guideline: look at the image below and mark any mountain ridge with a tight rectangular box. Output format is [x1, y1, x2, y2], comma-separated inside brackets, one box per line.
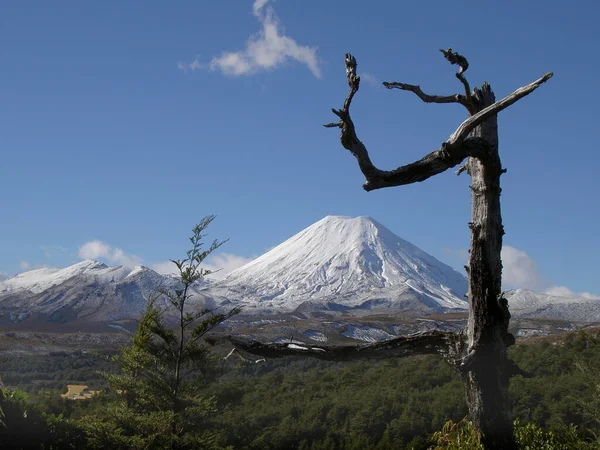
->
[1, 216, 598, 330]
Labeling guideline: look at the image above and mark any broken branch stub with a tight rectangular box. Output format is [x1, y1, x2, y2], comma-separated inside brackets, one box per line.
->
[440, 48, 472, 102]
[440, 48, 469, 73]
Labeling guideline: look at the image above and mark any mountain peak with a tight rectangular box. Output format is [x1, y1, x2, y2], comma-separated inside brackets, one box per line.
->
[75, 259, 109, 270]
[215, 215, 468, 312]
[318, 215, 378, 226]
[0, 259, 110, 295]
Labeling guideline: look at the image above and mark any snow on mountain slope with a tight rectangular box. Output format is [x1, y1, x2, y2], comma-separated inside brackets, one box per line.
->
[211, 216, 468, 312]
[1, 260, 110, 294]
[3, 216, 598, 329]
[507, 289, 600, 322]
[342, 325, 395, 343]
[0, 262, 213, 325]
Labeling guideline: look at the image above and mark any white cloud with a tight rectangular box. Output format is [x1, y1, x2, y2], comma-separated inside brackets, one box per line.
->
[151, 261, 179, 275]
[78, 240, 142, 268]
[203, 253, 255, 280]
[498, 246, 600, 298]
[18, 261, 49, 272]
[442, 245, 598, 298]
[361, 72, 379, 86]
[182, 1, 320, 78]
[153, 253, 255, 281]
[78, 238, 254, 280]
[501, 245, 546, 290]
[544, 285, 600, 300]
[445, 245, 547, 290]
[253, 0, 271, 16]
[177, 56, 203, 72]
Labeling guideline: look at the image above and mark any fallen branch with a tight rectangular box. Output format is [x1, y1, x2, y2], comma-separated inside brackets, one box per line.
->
[229, 331, 463, 363]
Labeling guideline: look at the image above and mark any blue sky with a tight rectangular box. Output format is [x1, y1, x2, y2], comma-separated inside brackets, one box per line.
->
[2, 0, 598, 297]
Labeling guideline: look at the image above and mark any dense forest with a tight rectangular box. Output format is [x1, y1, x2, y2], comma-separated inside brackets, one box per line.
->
[1, 329, 600, 449]
[0, 350, 116, 393]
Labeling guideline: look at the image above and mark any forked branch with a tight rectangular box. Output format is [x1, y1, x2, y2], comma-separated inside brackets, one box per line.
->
[448, 72, 553, 143]
[382, 81, 471, 109]
[325, 52, 552, 192]
[383, 48, 474, 112]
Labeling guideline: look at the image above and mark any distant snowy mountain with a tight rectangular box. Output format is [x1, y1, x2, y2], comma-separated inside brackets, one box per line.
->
[209, 216, 468, 313]
[0, 260, 213, 327]
[507, 289, 600, 322]
[4, 216, 596, 331]
[0, 216, 469, 327]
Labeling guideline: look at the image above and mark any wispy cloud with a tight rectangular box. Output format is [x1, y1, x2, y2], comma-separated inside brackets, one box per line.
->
[177, 56, 203, 72]
[77, 237, 254, 279]
[180, 0, 320, 78]
[202, 253, 255, 280]
[252, 0, 270, 16]
[41, 245, 69, 259]
[78, 240, 142, 268]
[152, 253, 255, 281]
[501, 245, 546, 291]
[0, 272, 8, 281]
[151, 261, 179, 276]
[544, 285, 600, 300]
[18, 260, 49, 272]
[360, 72, 379, 86]
[442, 245, 598, 298]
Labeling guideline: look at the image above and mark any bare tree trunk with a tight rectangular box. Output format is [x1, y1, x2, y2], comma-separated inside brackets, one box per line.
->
[231, 52, 551, 450]
[462, 83, 516, 449]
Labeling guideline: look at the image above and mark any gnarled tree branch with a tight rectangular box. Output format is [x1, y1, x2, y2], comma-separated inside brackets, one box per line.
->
[382, 81, 470, 108]
[449, 72, 553, 143]
[229, 331, 464, 363]
[382, 48, 475, 113]
[440, 48, 472, 104]
[325, 53, 553, 192]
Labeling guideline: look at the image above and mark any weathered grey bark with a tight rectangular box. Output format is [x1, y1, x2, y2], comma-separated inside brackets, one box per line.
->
[230, 50, 551, 450]
[459, 83, 515, 449]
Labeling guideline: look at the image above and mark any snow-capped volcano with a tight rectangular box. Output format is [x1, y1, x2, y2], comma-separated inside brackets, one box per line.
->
[210, 216, 468, 313]
[0, 216, 469, 327]
[3, 216, 600, 331]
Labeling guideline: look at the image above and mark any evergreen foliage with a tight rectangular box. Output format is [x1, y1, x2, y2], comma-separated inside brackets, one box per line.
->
[4, 263, 600, 448]
[0, 350, 117, 392]
[430, 419, 484, 450]
[3, 330, 600, 448]
[81, 216, 238, 449]
[0, 388, 84, 449]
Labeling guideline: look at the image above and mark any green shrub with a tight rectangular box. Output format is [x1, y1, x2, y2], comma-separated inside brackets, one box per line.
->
[430, 418, 484, 450]
[514, 419, 591, 450]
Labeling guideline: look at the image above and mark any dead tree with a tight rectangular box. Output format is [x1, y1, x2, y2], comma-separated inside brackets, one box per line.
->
[231, 50, 552, 449]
